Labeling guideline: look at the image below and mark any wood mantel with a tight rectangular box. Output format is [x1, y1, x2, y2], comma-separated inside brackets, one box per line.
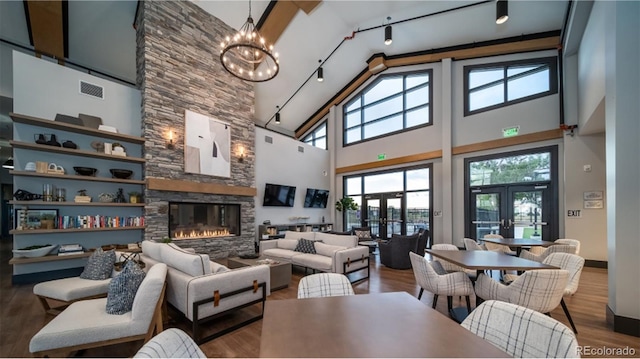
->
[146, 178, 257, 197]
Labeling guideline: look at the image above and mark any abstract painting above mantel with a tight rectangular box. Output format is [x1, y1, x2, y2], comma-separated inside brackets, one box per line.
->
[184, 110, 231, 178]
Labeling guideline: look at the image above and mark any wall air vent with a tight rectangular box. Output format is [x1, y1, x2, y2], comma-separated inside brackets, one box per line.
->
[265, 136, 273, 144]
[79, 81, 104, 99]
[298, 146, 304, 153]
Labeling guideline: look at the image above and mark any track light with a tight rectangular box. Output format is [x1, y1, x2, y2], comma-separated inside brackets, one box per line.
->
[317, 60, 323, 82]
[275, 106, 281, 124]
[496, 0, 508, 24]
[384, 16, 392, 45]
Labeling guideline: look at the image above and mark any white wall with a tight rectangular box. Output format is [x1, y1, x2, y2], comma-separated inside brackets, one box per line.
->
[255, 127, 331, 228]
[13, 51, 140, 136]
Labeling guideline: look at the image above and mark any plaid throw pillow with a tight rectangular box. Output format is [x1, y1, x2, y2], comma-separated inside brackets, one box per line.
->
[106, 260, 146, 315]
[294, 238, 318, 254]
[355, 230, 372, 239]
[80, 248, 116, 280]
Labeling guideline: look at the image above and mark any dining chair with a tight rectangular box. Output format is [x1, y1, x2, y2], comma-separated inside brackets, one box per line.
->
[134, 328, 206, 358]
[542, 253, 585, 334]
[463, 238, 486, 251]
[529, 238, 581, 256]
[461, 300, 579, 358]
[431, 244, 477, 279]
[520, 244, 577, 263]
[475, 269, 569, 314]
[482, 234, 518, 256]
[409, 252, 474, 313]
[297, 273, 355, 299]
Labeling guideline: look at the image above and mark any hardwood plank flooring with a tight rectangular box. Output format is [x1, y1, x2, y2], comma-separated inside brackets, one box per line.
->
[0, 243, 638, 357]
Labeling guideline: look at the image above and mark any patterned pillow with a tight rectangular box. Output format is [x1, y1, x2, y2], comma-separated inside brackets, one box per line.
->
[355, 230, 372, 239]
[294, 238, 318, 254]
[80, 248, 116, 280]
[106, 260, 146, 315]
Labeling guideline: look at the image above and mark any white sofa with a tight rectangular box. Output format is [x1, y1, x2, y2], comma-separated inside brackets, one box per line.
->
[140, 241, 270, 344]
[260, 231, 370, 282]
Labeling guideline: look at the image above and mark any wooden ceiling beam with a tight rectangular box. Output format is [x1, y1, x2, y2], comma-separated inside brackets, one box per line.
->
[258, 1, 322, 48]
[292, 1, 321, 15]
[24, 0, 67, 62]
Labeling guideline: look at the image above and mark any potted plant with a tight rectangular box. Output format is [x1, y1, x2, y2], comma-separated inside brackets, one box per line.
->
[335, 197, 358, 212]
[128, 191, 141, 203]
[261, 229, 270, 240]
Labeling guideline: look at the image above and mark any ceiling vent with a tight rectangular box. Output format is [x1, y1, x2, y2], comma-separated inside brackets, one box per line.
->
[265, 135, 273, 144]
[79, 81, 104, 99]
[298, 146, 304, 153]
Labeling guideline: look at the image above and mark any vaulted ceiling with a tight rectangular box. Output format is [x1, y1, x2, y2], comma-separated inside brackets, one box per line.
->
[0, 0, 569, 143]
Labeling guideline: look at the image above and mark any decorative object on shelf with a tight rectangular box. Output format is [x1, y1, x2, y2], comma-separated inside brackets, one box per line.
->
[12, 244, 58, 258]
[75, 189, 92, 203]
[24, 162, 36, 171]
[111, 142, 127, 157]
[74, 166, 98, 176]
[128, 192, 141, 204]
[34, 134, 47, 145]
[13, 209, 58, 230]
[335, 197, 359, 212]
[114, 188, 126, 203]
[42, 184, 55, 202]
[114, 252, 145, 271]
[78, 113, 103, 129]
[45, 134, 61, 147]
[47, 163, 65, 174]
[55, 188, 66, 202]
[109, 169, 133, 179]
[98, 124, 118, 133]
[55, 113, 83, 126]
[36, 161, 48, 173]
[91, 141, 105, 153]
[62, 140, 78, 149]
[13, 189, 42, 201]
[219, 0, 280, 82]
[289, 216, 310, 223]
[98, 192, 115, 203]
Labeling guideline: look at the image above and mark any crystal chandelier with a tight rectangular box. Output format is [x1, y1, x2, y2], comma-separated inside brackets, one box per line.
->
[219, 0, 279, 82]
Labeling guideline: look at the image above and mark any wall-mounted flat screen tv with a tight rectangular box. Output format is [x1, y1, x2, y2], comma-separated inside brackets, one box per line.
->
[263, 183, 296, 207]
[303, 188, 329, 208]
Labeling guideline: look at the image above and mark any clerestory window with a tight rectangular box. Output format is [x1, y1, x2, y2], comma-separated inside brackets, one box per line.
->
[302, 121, 327, 150]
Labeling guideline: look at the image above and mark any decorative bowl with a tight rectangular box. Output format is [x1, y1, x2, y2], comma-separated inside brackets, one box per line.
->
[110, 169, 133, 179]
[12, 244, 58, 258]
[74, 166, 98, 176]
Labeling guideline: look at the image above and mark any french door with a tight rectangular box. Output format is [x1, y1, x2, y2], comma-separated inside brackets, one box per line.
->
[469, 184, 554, 240]
[363, 192, 404, 239]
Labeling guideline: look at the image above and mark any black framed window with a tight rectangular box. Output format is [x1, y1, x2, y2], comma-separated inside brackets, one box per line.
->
[303, 121, 327, 150]
[463, 57, 558, 116]
[343, 70, 432, 146]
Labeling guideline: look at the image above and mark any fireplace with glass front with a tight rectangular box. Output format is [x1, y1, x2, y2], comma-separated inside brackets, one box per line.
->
[169, 202, 240, 240]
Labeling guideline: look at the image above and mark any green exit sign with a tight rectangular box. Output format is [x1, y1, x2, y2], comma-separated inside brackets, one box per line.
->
[502, 126, 520, 138]
[377, 153, 386, 160]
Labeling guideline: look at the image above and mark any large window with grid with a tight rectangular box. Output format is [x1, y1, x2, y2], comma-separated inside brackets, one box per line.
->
[302, 121, 327, 150]
[464, 57, 558, 116]
[343, 70, 432, 146]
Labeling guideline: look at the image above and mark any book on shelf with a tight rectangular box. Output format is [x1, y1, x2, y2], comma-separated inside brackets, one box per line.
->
[59, 244, 83, 252]
[58, 250, 85, 256]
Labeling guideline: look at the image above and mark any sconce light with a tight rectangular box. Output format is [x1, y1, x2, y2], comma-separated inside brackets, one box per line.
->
[238, 147, 245, 163]
[167, 130, 175, 149]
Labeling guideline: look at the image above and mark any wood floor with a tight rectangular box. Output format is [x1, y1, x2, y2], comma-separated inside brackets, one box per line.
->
[1, 243, 638, 358]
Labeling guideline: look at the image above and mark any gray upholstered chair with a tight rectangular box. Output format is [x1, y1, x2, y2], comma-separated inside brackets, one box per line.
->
[379, 232, 420, 269]
[475, 269, 569, 314]
[520, 244, 577, 263]
[409, 252, 474, 313]
[297, 273, 354, 299]
[461, 300, 579, 358]
[134, 328, 205, 358]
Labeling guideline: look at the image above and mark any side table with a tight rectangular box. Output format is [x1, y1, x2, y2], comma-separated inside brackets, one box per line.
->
[227, 256, 292, 291]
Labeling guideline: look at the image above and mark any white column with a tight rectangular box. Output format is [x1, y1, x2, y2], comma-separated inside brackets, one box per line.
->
[441, 58, 453, 244]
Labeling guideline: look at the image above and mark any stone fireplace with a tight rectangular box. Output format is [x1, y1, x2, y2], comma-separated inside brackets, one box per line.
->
[169, 202, 240, 240]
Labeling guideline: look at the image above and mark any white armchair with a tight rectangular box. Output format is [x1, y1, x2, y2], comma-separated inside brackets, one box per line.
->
[461, 300, 579, 358]
[30, 263, 168, 357]
[520, 244, 577, 263]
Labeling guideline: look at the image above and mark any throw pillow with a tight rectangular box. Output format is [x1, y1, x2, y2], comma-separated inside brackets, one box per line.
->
[355, 229, 372, 240]
[294, 238, 318, 254]
[314, 242, 347, 257]
[106, 260, 146, 315]
[80, 248, 116, 280]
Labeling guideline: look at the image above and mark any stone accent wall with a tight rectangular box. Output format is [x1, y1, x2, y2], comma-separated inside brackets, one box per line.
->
[136, 1, 256, 258]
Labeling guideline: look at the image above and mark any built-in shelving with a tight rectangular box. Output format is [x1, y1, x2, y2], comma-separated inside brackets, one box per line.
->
[10, 200, 145, 207]
[10, 226, 146, 235]
[10, 141, 145, 163]
[8, 247, 142, 265]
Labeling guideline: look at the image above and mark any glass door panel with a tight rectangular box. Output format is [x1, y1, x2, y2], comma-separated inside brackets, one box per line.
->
[470, 190, 503, 239]
[364, 198, 380, 238]
[508, 186, 550, 240]
[385, 197, 402, 238]
[363, 193, 405, 239]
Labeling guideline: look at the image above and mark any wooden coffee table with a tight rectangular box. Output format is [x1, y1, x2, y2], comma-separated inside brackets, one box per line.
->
[227, 256, 292, 291]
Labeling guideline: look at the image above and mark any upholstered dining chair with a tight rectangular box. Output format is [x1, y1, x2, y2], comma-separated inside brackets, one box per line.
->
[463, 238, 487, 251]
[482, 234, 517, 256]
[409, 252, 474, 313]
[519, 244, 577, 263]
[134, 328, 205, 358]
[475, 269, 569, 315]
[530, 238, 581, 256]
[431, 244, 477, 279]
[297, 273, 355, 299]
[505, 253, 585, 334]
[461, 300, 579, 358]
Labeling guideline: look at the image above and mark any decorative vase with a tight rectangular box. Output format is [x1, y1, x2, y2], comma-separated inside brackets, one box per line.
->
[46, 134, 61, 147]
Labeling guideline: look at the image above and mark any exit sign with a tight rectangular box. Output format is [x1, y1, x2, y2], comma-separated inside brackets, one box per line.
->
[377, 153, 386, 160]
[502, 126, 520, 138]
